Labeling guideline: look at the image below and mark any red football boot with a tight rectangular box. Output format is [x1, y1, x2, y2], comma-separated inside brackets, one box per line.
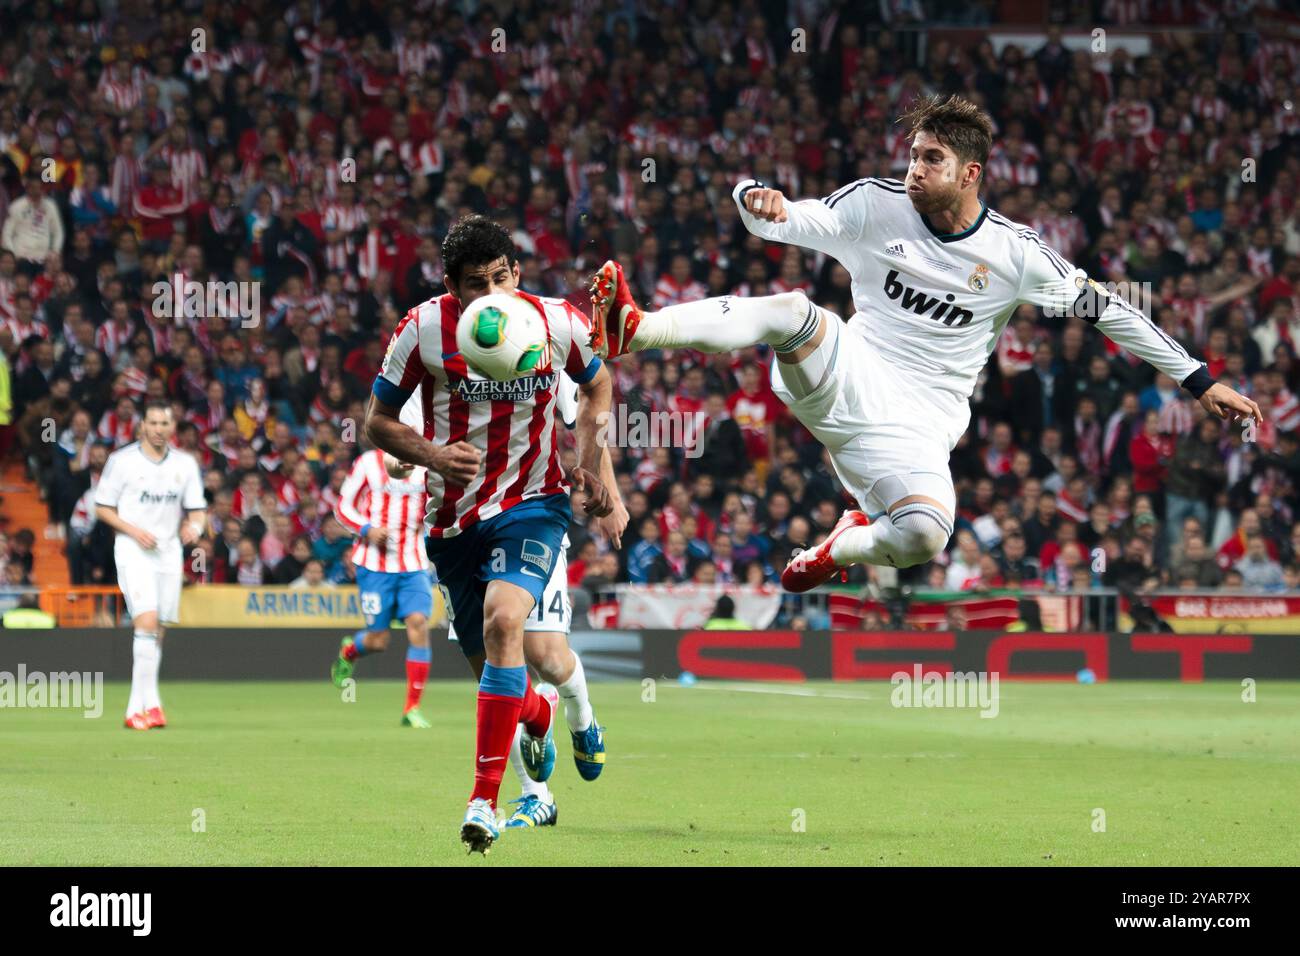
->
[588, 260, 643, 359]
[781, 510, 871, 593]
[124, 713, 149, 731]
[144, 706, 167, 729]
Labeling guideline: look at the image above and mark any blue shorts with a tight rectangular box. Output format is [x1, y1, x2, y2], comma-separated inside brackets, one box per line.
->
[425, 494, 571, 658]
[354, 566, 434, 630]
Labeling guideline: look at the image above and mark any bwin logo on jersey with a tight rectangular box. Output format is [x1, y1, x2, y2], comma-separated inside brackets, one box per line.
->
[521, 539, 553, 573]
[882, 270, 974, 327]
[453, 372, 557, 403]
[138, 490, 180, 505]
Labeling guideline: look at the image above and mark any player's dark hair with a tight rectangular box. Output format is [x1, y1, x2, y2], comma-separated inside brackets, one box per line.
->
[142, 399, 173, 418]
[899, 94, 994, 177]
[442, 215, 517, 284]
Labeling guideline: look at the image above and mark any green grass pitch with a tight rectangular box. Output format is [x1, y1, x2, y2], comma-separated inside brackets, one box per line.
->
[2, 679, 1298, 865]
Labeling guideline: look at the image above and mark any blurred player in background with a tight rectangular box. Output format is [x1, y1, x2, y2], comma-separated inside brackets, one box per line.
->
[93, 401, 206, 730]
[330, 394, 433, 727]
[366, 215, 617, 854]
[446, 373, 619, 831]
[590, 94, 1262, 593]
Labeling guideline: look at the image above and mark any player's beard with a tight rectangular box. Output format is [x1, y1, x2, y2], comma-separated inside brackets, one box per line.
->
[907, 179, 961, 216]
[143, 429, 171, 454]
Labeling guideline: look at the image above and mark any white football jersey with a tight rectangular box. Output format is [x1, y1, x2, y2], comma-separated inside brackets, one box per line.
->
[94, 441, 206, 557]
[734, 178, 1208, 400]
[556, 370, 580, 428]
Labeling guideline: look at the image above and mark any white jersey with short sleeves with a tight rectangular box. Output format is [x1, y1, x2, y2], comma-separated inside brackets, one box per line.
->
[94, 441, 205, 560]
[733, 178, 1208, 401]
[373, 290, 602, 539]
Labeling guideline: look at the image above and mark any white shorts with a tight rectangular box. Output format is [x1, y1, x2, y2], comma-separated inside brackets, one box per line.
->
[770, 319, 965, 517]
[447, 549, 571, 644]
[114, 538, 183, 625]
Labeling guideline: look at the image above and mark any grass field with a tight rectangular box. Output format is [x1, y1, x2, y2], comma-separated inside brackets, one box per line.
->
[2, 679, 1298, 866]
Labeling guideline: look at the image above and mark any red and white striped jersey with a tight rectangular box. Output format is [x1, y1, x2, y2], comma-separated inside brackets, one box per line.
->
[1273, 388, 1300, 433]
[986, 142, 1041, 188]
[95, 320, 133, 361]
[374, 138, 443, 183]
[322, 201, 365, 272]
[159, 144, 208, 207]
[396, 38, 441, 76]
[1191, 95, 1228, 123]
[335, 449, 430, 572]
[653, 275, 707, 308]
[97, 70, 143, 113]
[98, 409, 139, 447]
[4, 317, 48, 343]
[374, 290, 602, 539]
[109, 151, 140, 211]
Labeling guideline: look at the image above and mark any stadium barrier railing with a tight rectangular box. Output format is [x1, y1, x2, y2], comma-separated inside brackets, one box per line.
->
[35, 587, 125, 627]
[12, 584, 1299, 633]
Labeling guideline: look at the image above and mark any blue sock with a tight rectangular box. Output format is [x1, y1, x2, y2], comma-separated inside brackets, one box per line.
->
[352, 630, 371, 656]
[480, 662, 526, 697]
[406, 644, 431, 663]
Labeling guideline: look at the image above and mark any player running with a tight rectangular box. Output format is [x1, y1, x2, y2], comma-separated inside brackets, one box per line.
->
[446, 373, 617, 831]
[365, 215, 615, 854]
[94, 400, 206, 730]
[589, 94, 1262, 591]
[330, 397, 434, 728]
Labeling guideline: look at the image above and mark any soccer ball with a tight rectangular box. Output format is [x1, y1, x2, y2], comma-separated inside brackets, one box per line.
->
[456, 293, 550, 381]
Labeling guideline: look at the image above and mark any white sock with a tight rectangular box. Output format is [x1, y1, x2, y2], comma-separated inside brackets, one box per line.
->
[126, 646, 145, 718]
[132, 632, 162, 712]
[831, 504, 952, 569]
[630, 292, 827, 353]
[557, 653, 594, 733]
[831, 521, 888, 565]
[509, 724, 552, 802]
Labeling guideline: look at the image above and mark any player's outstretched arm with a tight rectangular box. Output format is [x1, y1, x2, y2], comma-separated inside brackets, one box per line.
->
[335, 456, 389, 546]
[364, 394, 481, 486]
[733, 178, 868, 258]
[1194, 381, 1263, 425]
[571, 363, 613, 518]
[591, 442, 628, 548]
[1021, 245, 1263, 428]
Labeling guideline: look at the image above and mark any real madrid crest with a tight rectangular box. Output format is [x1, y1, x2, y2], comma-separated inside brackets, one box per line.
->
[968, 263, 990, 293]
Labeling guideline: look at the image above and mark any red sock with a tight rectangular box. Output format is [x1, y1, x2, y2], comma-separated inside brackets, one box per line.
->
[518, 676, 551, 737]
[471, 690, 525, 807]
[404, 659, 428, 712]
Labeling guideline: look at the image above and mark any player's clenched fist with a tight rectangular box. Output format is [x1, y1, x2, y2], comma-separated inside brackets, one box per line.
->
[744, 187, 788, 223]
[383, 453, 414, 480]
[428, 441, 481, 486]
[569, 466, 613, 517]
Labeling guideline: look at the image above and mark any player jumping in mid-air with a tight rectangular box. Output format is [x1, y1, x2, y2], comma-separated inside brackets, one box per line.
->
[589, 94, 1262, 591]
[330, 397, 434, 728]
[365, 215, 617, 854]
[94, 401, 207, 730]
[445, 373, 618, 831]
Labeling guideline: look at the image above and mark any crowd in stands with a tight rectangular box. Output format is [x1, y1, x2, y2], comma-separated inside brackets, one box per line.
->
[2, 0, 1300, 607]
